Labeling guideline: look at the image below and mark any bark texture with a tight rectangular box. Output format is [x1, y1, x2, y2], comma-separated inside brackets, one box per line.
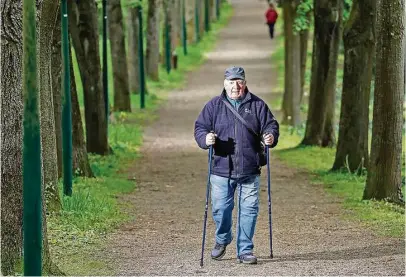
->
[38, 0, 61, 214]
[51, 6, 63, 178]
[281, 0, 301, 126]
[332, 0, 375, 172]
[163, 0, 174, 71]
[127, 6, 141, 94]
[300, 27, 309, 103]
[146, 0, 161, 81]
[70, 40, 94, 177]
[108, 0, 131, 112]
[52, 6, 93, 177]
[301, 0, 343, 147]
[363, 0, 405, 204]
[38, 0, 64, 273]
[68, 0, 109, 155]
[1, 1, 24, 274]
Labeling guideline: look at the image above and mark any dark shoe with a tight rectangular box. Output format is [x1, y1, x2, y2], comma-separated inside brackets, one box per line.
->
[211, 243, 226, 260]
[237, 253, 257, 264]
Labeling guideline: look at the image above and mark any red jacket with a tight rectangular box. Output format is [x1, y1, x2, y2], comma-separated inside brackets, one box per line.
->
[265, 8, 278, 24]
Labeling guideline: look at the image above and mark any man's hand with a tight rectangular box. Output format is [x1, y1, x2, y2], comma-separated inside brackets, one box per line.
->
[206, 132, 216, 146]
[263, 133, 274, 146]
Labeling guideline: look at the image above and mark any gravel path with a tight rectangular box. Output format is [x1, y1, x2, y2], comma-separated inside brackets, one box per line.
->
[103, 1, 405, 275]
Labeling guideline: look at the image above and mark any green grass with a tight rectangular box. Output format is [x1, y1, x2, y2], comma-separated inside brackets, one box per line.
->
[48, 3, 234, 276]
[47, 93, 159, 276]
[270, 33, 405, 238]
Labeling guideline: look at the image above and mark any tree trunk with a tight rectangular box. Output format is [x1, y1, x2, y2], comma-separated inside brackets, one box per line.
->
[163, 0, 174, 70]
[127, 6, 141, 94]
[37, 1, 65, 274]
[1, 1, 24, 274]
[300, 27, 309, 103]
[41, 186, 64, 275]
[38, 0, 61, 214]
[52, 6, 93, 177]
[51, 7, 63, 179]
[332, 0, 375, 172]
[146, 0, 161, 81]
[282, 1, 291, 123]
[199, 0, 205, 34]
[363, 0, 404, 204]
[70, 40, 94, 178]
[185, 0, 195, 43]
[108, 0, 131, 112]
[301, 0, 343, 146]
[281, 1, 301, 126]
[68, 0, 109, 155]
[172, 0, 181, 49]
[1, 1, 63, 275]
[291, 33, 302, 127]
[210, 0, 216, 21]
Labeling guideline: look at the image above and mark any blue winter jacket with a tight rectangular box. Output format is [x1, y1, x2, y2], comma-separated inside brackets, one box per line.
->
[194, 89, 280, 178]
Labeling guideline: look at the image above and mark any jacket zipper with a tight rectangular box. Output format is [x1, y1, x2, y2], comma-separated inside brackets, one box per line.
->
[234, 104, 244, 177]
[223, 94, 250, 177]
[234, 115, 238, 177]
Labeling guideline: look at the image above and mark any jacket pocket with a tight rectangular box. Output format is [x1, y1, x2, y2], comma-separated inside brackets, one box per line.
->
[213, 155, 221, 168]
[243, 148, 259, 170]
[213, 155, 229, 169]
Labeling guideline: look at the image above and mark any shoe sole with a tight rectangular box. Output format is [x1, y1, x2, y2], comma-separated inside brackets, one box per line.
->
[237, 259, 258, 264]
[211, 249, 226, 261]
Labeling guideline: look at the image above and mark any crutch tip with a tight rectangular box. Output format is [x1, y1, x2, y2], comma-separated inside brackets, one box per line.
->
[270, 253, 274, 259]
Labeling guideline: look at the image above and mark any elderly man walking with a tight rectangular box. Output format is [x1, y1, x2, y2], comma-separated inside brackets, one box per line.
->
[194, 66, 280, 264]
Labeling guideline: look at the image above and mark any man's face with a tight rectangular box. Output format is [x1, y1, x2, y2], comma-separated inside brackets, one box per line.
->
[224, 78, 246, 99]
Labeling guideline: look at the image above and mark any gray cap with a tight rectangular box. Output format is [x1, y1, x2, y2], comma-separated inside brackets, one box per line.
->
[224, 66, 245, 80]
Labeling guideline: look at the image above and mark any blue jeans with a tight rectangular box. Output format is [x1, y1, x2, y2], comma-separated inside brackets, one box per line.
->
[210, 174, 260, 256]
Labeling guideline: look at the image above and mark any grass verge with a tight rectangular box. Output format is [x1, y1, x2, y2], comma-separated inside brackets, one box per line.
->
[48, 3, 234, 275]
[270, 32, 405, 239]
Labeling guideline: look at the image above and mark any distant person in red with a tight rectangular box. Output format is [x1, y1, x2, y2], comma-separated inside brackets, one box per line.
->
[265, 3, 278, 39]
